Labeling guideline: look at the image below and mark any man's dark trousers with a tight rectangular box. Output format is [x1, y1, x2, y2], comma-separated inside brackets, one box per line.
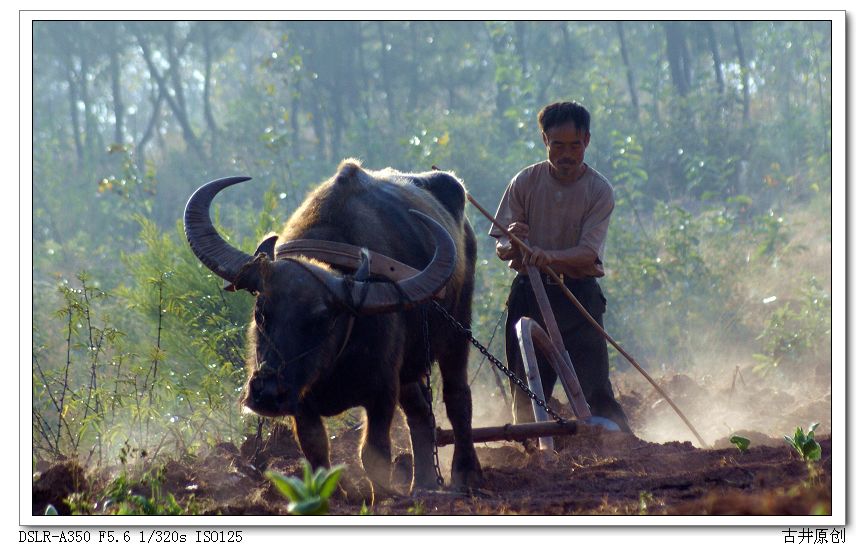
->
[504, 274, 632, 433]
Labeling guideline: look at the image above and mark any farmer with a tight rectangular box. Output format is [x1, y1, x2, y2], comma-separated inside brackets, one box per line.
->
[489, 101, 632, 433]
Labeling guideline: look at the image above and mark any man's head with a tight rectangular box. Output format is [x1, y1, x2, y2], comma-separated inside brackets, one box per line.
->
[537, 101, 591, 181]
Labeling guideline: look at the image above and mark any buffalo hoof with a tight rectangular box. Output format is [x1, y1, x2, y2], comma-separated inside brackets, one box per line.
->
[391, 452, 414, 490]
[409, 479, 441, 496]
[370, 480, 401, 501]
[450, 465, 483, 492]
[336, 476, 374, 506]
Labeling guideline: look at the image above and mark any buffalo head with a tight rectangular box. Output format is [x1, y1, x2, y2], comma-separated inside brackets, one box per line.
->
[183, 176, 457, 417]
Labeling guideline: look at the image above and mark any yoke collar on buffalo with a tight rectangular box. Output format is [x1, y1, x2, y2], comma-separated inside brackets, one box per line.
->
[274, 239, 447, 300]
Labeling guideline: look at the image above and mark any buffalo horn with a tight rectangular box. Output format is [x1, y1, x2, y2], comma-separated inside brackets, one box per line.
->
[184, 176, 256, 287]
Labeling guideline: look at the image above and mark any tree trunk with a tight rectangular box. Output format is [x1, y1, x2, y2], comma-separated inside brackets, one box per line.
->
[355, 22, 372, 123]
[202, 25, 219, 158]
[108, 27, 125, 145]
[78, 50, 102, 166]
[514, 21, 530, 78]
[706, 23, 725, 95]
[664, 22, 691, 97]
[407, 22, 420, 113]
[290, 72, 301, 156]
[63, 50, 84, 168]
[733, 22, 750, 124]
[810, 27, 830, 156]
[136, 86, 165, 170]
[559, 22, 573, 67]
[487, 23, 516, 140]
[376, 22, 396, 132]
[135, 26, 205, 161]
[164, 25, 189, 121]
[617, 22, 640, 121]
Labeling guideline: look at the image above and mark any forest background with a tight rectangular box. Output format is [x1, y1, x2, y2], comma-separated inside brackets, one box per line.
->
[27, 19, 835, 472]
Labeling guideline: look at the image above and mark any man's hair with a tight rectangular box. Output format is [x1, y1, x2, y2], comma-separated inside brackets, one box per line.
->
[537, 101, 591, 135]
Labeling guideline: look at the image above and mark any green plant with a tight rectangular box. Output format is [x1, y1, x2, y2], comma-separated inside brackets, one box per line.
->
[638, 491, 655, 515]
[266, 460, 345, 515]
[784, 423, 822, 462]
[730, 435, 751, 453]
[407, 500, 427, 515]
[67, 465, 192, 516]
[754, 276, 830, 375]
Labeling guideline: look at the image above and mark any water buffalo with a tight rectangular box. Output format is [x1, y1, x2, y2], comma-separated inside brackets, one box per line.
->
[184, 159, 482, 495]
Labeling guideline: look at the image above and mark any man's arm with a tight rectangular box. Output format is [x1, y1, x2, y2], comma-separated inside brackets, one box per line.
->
[490, 173, 529, 269]
[525, 245, 604, 277]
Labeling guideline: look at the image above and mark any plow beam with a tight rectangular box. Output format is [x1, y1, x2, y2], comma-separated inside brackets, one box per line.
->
[435, 419, 617, 447]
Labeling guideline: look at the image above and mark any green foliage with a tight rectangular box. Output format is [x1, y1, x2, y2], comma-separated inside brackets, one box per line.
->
[69, 465, 193, 516]
[754, 277, 830, 375]
[605, 201, 727, 368]
[638, 491, 655, 515]
[407, 500, 427, 515]
[32, 191, 287, 461]
[730, 435, 751, 453]
[266, 460, 345, 515]
[784, 423, 822, 462]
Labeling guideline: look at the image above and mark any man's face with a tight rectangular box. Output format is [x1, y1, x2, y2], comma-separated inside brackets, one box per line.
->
[543, 122, 590, 181]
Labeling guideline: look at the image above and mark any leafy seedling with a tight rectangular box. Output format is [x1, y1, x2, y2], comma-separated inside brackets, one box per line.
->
[730, 435, 751, 453]
[638, 491, 655, 515]
[784, 423, 822, 462]
[266, 460, 345, 516]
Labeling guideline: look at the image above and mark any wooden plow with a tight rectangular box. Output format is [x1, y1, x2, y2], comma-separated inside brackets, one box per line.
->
[434, 266, 613, 449]
[434, 194, 709, 450]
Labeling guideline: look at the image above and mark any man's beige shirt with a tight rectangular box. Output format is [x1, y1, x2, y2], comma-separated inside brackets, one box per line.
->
[489, 160, 614, 277]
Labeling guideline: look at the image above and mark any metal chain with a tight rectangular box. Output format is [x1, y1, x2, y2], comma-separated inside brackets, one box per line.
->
[420, 304, 446, 486]
[429, 300, 566, 425]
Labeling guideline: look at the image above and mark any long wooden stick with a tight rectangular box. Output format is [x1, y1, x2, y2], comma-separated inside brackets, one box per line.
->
[436, 420, 596, 446]
[467, 193, 708, 449]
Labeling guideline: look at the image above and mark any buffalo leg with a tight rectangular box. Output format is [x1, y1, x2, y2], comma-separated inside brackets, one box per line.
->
[438, 345, 483, 490]
[360, 395, 397, 495]
[398, 381, 438, 492]
[292, 411, 330, 471]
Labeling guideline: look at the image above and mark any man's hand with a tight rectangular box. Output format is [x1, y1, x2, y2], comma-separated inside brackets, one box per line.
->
[495, 240, 518, 261]
[495, 221, 530, 261]
[507, 221, 529, 239]
[525, 246, 553, 268]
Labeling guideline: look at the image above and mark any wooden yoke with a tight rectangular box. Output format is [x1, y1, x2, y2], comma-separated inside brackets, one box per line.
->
[276, 239, 446, 299]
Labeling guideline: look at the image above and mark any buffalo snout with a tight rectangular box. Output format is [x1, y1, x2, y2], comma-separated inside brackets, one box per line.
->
[243, 368, 298, 417]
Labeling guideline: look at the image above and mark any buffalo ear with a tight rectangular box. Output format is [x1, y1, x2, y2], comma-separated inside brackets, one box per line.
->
[254, 233, 279, 260]
[224, 235, 277, 292]
[225, 253, 272, 294]
[222, 279, 239, 292]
